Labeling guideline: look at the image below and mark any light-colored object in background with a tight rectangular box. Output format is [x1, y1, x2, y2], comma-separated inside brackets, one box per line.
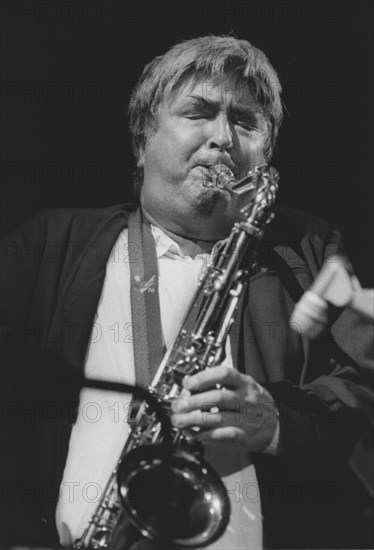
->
[291, 254, 374, 338]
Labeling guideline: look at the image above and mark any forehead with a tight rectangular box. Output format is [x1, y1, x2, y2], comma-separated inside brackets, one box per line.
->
[166, 71, 261, 109]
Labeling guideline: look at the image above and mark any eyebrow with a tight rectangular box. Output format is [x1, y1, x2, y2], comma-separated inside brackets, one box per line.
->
[186, 95, 262, 118]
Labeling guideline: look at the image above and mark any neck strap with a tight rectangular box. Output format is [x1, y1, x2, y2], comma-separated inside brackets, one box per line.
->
[128, 207, 165, 388]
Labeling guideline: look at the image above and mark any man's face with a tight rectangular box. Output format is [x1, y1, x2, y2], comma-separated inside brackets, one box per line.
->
[138, 71, 269, 238]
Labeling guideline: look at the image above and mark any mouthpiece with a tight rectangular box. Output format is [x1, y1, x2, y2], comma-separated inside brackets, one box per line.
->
[207, 164, 235, 189]
[208, 164, 267, 195]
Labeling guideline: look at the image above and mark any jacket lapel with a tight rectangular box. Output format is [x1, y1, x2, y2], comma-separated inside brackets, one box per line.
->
[49, 210, 130, 375]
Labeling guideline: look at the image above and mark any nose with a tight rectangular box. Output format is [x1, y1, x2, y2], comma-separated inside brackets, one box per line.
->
[206, 115, 233, 151]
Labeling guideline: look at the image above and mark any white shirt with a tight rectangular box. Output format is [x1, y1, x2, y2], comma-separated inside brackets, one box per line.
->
[56, 225, 263, 549]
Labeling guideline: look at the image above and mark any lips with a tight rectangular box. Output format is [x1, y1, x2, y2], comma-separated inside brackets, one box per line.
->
[196, 156, 236, 176]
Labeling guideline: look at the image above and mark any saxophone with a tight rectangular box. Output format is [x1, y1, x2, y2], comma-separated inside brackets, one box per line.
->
[74, 163, 279, 549]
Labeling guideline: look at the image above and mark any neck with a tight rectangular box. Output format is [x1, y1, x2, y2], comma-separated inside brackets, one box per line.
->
[142, 207, 217, 258]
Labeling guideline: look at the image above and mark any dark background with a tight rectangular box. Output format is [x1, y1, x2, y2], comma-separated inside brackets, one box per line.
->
[1, 0, 373, 285]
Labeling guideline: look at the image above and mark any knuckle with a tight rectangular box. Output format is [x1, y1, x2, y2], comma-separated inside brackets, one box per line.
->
[227, 428, 240, 441]
[215, 412, 224, 424]
[220, 366, 233, 381]
[171, 415, 184, 429]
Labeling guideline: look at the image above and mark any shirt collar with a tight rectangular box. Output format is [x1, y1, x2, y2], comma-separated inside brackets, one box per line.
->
[151, 224, 228, 261]
[151, 224, 185, 259]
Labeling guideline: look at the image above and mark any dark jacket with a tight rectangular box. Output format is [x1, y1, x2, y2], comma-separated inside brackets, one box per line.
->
[1, 204, 373, 548]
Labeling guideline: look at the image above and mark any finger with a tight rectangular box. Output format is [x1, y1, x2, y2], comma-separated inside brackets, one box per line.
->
[171, 388, 238, 413]
[196, 425, 275, 453]
[196, 426, 248, 445]
[172, 409, 224, 430]
[184, 366, 249, 392]
[172, 406, 253, 430]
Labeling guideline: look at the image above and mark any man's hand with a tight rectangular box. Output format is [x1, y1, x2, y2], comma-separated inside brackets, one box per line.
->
[171, 366, 279, 453]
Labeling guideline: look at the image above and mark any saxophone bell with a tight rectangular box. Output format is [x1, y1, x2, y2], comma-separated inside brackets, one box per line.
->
[117, 444, 230, 548]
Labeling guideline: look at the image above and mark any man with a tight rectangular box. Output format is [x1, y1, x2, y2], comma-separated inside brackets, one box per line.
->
[1, 36, 373, 549]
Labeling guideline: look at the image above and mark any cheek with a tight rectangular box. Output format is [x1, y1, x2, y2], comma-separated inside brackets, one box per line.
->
[174, 127, 207, 158]
[237, 135, 267, 163]
[144, 124, 203, 183]
[149, 128, 192, 165]
[144, 133, 175, 173]
[163, 118, 207, 155]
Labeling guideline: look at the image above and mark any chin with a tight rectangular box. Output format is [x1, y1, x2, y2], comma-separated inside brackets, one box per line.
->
[191, 186, 232, 216]
[193, 190, 224, 216]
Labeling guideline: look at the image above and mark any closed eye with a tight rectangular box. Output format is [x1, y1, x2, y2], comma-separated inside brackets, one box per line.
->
[182, 97, 216, 119]
[186, 114, 210, 119]
[184, 107, 215, 120]
[235, 120, 257, 130]
[232, 113, 259, 131]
